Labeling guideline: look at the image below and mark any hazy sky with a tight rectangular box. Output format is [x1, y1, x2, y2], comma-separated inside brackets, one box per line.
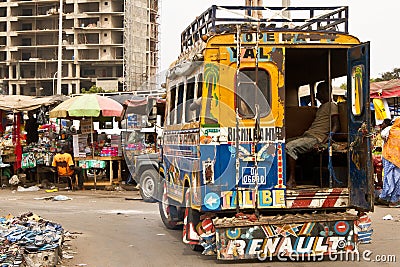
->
[160, 0, 399, 79]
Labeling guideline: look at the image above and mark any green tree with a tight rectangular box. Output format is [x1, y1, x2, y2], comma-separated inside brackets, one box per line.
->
[81, 85, 105, 94]
[375, 68, 400, 82]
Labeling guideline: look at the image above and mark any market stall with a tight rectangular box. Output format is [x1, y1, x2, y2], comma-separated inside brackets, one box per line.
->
[0, 95, 68, 184]
[370, 79, 400, 124]
[369, 80, 400, 198]
[49, 94, 123, 188]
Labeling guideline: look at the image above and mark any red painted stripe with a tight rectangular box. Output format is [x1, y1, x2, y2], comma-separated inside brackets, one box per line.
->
[290, 191, 317, 208]
[321, 188, 344, 207]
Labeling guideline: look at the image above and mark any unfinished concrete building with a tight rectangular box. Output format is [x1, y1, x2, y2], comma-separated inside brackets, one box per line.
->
[124, 0, 160, 92]
[0, 0, 160, 96]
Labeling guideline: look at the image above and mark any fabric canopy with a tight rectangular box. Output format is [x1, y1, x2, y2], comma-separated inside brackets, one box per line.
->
[370, 79, 400, 99]
[108, 94, 135, 105]
[49, 94, 123, 118]
[122, 96, 159, 116]
[0, 95, 68, 112]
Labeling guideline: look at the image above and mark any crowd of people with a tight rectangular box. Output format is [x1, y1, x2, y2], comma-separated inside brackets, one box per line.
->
[374, 118, 400, 208]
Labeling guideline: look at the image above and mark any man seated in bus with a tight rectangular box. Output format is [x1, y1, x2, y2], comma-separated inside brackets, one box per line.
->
[285, 81, 340, 189]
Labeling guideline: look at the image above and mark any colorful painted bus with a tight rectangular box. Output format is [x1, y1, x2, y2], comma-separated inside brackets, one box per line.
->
[159, 5, 373, 260]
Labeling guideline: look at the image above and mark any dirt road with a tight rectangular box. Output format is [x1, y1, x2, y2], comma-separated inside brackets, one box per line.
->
[0, 188, 399, 267]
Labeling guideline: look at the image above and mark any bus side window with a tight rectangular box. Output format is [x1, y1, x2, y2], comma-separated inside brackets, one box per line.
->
[298, 85, 312, 107]
[193, 74, 203, 121]
[185, 77, 195, 122]
[169, 86, 176, 124]
[177, 83, 184, 124]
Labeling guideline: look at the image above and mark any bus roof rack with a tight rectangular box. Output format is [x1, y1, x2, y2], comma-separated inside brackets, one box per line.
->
[181, 5, 349, 52]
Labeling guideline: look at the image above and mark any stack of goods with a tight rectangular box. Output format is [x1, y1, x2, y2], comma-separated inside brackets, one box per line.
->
[98, 135, 121, 157]
[0, 212, 64, 266]
[78, 159, 106, 169]
[125, 143, 145, 153]
[110, 135, 121, 156]
[0, 134, 15, 163]
[21, 145, 54, 169]
[100, 147, 119, 157]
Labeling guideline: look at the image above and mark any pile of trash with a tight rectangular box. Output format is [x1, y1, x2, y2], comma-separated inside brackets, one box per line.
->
[0, 212, 64, 267]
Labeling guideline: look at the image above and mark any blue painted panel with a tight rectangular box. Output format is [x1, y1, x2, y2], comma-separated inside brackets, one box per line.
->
[200, 142, 283, 211]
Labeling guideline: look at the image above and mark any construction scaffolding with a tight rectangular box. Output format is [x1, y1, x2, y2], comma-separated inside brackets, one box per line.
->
[0, 0, 125, 96]
[123, 0, 161, 92]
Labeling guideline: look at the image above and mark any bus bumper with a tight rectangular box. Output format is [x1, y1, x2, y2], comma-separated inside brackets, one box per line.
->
[212, 212, 360, 260]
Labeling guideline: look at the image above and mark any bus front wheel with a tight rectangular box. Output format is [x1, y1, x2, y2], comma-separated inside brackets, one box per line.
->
[159, 181, 180, 230]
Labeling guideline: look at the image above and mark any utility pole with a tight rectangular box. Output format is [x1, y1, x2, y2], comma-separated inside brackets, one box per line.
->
[242, 1, 292, 27]
[57, 0, 63, 95]
[282, 0, 291, 21]
[245, 0, 263, 19]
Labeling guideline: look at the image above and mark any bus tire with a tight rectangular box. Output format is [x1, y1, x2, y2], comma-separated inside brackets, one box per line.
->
[189, 244, 204, 252]
[139, 169, 158, 203]
[159, 181, 180, 230]
[184, 188, 203, 252]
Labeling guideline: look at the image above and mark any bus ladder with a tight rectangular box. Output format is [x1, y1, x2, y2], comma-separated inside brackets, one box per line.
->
[234, 22, 262, 217]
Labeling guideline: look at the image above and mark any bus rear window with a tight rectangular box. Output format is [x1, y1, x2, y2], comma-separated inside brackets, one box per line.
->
[236, 69, 271, 118]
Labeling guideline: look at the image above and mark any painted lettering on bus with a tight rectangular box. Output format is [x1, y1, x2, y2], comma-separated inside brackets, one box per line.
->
[281, 33, 338, 43]
[228, 47, 271, 62]
[221, 189, 285, 208]
[224, 236, 347, 257]
[232, 32, 338, 44]
[227, 127, 281, 142]
[234, 32, 276, 43]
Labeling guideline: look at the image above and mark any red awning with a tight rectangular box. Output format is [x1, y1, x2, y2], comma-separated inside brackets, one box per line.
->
[370, 79, 400, 99]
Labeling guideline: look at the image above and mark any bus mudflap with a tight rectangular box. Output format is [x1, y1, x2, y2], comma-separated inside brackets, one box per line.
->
[354, 213, 373, 244]
[213, 212, 360, 260]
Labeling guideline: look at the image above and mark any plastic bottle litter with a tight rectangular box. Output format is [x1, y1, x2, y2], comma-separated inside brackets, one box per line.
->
[53, 195, 72, 201]
[382, 214, 393, 220]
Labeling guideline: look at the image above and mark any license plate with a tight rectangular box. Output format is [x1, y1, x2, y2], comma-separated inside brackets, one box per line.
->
[241, 167, 266, 185]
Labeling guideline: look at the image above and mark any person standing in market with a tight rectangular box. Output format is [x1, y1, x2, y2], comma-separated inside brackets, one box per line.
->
[25, 110, 39, 144]
[379, 118, 400, 207]
[52, 145, 84, 190]
[373, 118, 392, 190]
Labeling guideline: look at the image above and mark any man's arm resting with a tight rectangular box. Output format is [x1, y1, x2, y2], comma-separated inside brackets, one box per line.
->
[320, 115, 341, 144]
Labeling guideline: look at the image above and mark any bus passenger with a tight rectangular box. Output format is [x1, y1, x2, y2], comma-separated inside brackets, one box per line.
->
[285, 81, 340, 189]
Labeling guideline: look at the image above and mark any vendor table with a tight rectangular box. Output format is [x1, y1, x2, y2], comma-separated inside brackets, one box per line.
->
[0, 163, 10, 187]
[21, 152, 55, 184]
[74, 156, 123, 187]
